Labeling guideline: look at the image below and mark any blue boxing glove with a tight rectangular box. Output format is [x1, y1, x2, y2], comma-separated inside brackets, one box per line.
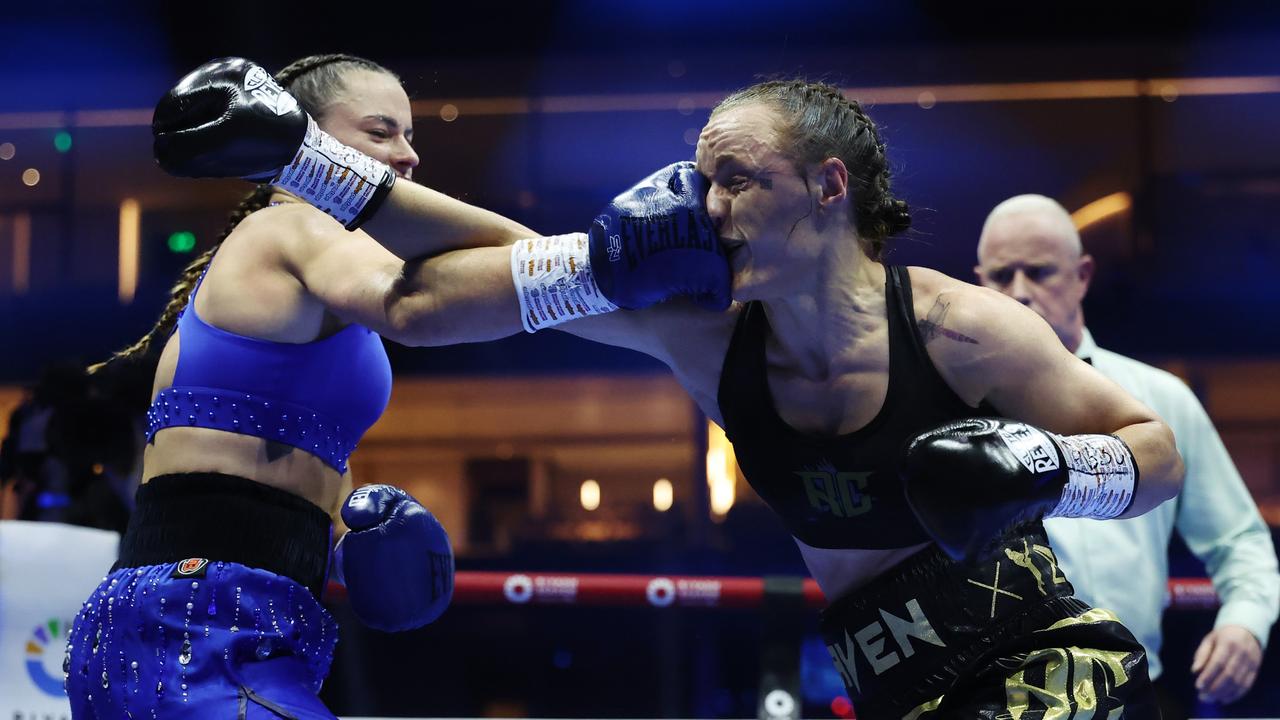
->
[588, 162, 729, 311]
[510, 162, 730, 332]
[333, 484, 454, 632]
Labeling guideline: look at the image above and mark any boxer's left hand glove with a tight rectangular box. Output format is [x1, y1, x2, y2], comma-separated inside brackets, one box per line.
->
[901, 418, 1138, 564]
[333, 484, 454, 632]
[153, 57, 394, 229]
[587, 161, 730, 311]
[510, 162, 730, 332]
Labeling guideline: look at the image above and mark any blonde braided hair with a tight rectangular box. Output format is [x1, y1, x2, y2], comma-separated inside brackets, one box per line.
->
[711, 79, 911, 260]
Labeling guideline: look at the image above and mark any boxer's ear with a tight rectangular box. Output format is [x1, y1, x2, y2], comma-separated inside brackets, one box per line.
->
[814, 157, 849, 210]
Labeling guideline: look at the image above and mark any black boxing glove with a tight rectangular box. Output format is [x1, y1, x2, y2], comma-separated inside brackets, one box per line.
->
[901, 418, 1138, 563]
[153, 57, 394, 230]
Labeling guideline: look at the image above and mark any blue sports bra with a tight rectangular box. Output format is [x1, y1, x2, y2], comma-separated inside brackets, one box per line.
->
[144, 271, 392, 474]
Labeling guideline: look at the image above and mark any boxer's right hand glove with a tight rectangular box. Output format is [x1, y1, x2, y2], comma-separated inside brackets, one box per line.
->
[153, 57, 307, 180]
[334, 484, 454, 632]
[901, 418, 1138, 564]
[152, 57, 394, 229]
[511, 162, 730, 331]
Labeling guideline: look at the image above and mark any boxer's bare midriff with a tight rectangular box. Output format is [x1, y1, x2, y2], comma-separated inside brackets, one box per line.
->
[796, 540, 933, 603]
[141, 333, 346, 516]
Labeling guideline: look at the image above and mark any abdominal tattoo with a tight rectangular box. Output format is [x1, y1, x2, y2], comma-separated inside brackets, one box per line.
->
[265, 440, 295, 462]
[918, 298, 979, 345]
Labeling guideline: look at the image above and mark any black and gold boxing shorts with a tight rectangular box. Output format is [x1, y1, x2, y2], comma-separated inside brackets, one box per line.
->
[821, 523, 1157, 719]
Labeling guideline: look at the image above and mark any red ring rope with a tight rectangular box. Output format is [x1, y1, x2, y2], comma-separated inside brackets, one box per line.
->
[327, 573, 1218, 611]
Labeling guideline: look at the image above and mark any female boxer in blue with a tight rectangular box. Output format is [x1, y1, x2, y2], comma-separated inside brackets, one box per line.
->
[70, 53, 728, 719]
[97, 51, 742, 717]
[64, 55, 531, 719]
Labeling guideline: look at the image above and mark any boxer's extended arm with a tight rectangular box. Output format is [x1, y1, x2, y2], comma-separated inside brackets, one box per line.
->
[931, 285, 1184, 515]
[354, 182, 534, 259]
[261, 163, 734, 358]
[252, 205, 524, 346]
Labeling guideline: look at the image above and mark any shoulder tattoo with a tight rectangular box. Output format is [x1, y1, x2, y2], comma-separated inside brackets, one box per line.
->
[918, 297, 979, 345]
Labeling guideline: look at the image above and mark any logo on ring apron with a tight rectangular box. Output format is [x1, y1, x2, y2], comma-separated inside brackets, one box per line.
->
[24, 617, 73, 697]
[172, 558, 209, 578]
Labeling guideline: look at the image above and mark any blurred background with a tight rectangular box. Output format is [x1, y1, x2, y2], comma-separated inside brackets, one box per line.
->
[1, 1, 1279, 717]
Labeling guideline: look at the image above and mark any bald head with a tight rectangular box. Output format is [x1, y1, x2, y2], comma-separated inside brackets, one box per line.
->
[977, 194, 1081, 260]
[974, 194, 1094, 352]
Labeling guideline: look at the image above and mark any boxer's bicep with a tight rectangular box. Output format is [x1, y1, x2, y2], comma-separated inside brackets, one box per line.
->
[274, 209, 516, 345]
[978, 300, 1156, 435]
[969, 294, 1183, 511]
[277, 211, 413, 332]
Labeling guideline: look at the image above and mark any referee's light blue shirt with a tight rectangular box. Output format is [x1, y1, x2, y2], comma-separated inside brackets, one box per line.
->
[1045, 329, 1280, 680]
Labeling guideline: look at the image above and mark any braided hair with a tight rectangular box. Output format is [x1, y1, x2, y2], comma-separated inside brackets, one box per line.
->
[90, 55, 398, 374]
[711, 80, 910, 261]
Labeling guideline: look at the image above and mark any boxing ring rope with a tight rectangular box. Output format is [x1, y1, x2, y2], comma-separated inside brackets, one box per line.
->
[328, 572, 1221, 610]
[329, 573, 1227, 720]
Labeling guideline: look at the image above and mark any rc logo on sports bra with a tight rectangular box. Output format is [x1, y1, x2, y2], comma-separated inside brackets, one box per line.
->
[795, 468, 871, 518]
[826, 598, 946, 693]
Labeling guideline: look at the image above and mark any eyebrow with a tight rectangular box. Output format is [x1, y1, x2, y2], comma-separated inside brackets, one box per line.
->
[363, 114, 413, 140]
[712, 153, 742, 174]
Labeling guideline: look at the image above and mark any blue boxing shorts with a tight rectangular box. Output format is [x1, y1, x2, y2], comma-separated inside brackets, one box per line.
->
[65, 473, 339, 719]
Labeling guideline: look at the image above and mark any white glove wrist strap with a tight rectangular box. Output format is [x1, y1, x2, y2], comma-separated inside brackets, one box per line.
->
[510, 233, 618, 333]
[1045, 433, 1137, 520]
[273, 117, 393, 228]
